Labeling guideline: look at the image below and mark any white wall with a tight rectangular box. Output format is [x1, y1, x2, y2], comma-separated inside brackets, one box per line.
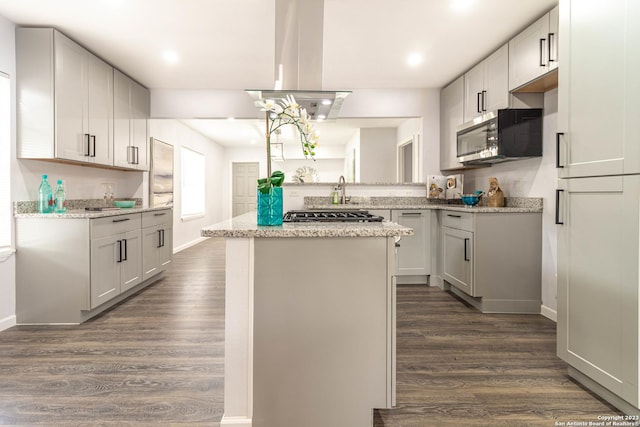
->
[462, 89, 558, 319]
[0, 14, 15, 331]
[344, 130, 360, 182]
[359, 128, 397, 182]
[149, 119, 226, 252]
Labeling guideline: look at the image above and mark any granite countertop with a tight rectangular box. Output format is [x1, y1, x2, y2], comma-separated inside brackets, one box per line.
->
[14, 198, 173, 219]
[304, 196, 543, 214]
[201, 212, 413, 238]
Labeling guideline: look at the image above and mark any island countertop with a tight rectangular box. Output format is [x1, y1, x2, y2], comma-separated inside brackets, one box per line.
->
[201, 212, 413, 238]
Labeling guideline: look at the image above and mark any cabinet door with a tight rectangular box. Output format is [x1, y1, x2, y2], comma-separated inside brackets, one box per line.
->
[113, 69, 132, 169]
[463, 62, 484, 122]
[558, 0, 640, 177]
[120, 229, 142, 292]
[131, 79, 150, 170]
[86, 54, 113, 166]
[90, 235, 120, 309]
[557, 175, 639, 406]
[508, 13, 550, 90]
[440, 76, 464, 170]
[142, 225, 162, 281]
[548, 6, 559, 72]
[391, 210, 431, 276]
[158, 226, 173, 270]
[54, 32, 88, 162]
[442, 226, 474, 296]
[483, 44, 509, 113]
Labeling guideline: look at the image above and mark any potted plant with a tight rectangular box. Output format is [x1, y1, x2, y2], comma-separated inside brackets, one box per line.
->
[257, 95, 318, 225]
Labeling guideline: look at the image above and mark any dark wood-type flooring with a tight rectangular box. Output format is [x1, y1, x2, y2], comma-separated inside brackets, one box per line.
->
[0, 237, 621, 426]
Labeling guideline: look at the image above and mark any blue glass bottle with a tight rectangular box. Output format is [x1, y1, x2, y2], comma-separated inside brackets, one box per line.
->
[37, 174, 53, 214]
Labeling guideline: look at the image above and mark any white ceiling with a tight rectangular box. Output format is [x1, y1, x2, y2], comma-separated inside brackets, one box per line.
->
[0, 0, 558, 146]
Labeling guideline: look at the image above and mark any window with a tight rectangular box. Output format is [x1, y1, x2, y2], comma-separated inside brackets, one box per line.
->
[180, 147, 205, 219]
[0, 72, 11, 254]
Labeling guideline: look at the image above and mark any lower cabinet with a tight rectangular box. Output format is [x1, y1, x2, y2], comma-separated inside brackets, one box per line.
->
[142, 210, 173, 281]
[439, 209, 542, 313]
[90, 213, 143, 308]
[557, 175, 640, 411]
[442, 226, 473, 295]
[15, 209, 172, 324]
[391, 209, 432, 281]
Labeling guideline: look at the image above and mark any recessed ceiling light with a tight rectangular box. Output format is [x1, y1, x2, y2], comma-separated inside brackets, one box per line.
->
[317, 114, 326, 120]
[162, 51, 179, 64]
[451, 0, 474, 12]
[321, 99, 332, 105]
[407, 53, 423, 67]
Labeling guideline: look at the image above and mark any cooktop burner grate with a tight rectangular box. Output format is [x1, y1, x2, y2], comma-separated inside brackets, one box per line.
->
[283, 210, 384, 223]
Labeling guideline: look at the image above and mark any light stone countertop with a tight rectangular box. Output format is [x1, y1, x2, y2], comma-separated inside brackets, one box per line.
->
[14, 206, 172, 219]
[201, 212, 414, 238]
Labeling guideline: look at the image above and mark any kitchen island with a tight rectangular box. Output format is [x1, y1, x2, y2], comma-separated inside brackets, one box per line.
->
[201, 213, 412, 427]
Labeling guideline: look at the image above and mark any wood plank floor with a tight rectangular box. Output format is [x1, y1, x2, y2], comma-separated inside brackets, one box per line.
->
[0, 237, 621, 426]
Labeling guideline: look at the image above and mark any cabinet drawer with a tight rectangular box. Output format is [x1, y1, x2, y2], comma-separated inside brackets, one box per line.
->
[442, 211, 474, 231]
[91, 213, 141, 239]
[142, 209, 173, 228]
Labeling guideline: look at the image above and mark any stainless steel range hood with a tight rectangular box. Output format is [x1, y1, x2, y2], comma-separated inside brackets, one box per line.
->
[246, 0, 351, 120]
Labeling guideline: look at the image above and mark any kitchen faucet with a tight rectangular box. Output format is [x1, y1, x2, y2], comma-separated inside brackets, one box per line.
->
[337, 175, 349, 204]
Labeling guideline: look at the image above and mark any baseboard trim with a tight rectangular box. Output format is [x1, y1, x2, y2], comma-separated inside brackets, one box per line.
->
[568, 366, 640, 415]
[540, 304, 557, 322]
[174, 236, 209, 254]
[220, 415, 252, 426]
[0, 315, 16, 332]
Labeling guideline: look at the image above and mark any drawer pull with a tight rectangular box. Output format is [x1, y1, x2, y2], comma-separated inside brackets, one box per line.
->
[153, 212, 167, 216]
[400, 212, 422, 216]
[112, 218, 131, 223]
[447, 214, 462, 218]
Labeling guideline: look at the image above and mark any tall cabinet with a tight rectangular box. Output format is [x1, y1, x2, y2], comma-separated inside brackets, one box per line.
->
[556, 0, 640, 413]
[114, 69, 150, 170]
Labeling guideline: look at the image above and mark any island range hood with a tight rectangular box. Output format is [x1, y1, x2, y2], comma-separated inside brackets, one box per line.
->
[246, 0, 351, 120]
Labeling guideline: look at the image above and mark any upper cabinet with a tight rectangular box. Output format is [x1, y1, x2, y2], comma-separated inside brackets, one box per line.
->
[463, 44, 509, 122]
[557, 0, 640, 177]
[17, 28, 114, 166]
[509, 6, 559, 92]
[439, 76, 464, 171]
[17, 27, 150, 171]
[114, 70, 150, 171]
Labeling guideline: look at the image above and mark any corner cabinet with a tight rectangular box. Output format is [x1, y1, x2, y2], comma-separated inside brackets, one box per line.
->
[114, 70, 150, 171]
[440, 76, 464, 171]
[440, 210, 542, 313]
[463, 44, 509, 122]
[15, 209, 173, 324]
[17, 28, 113, 166]
[508, 6, 559, 91]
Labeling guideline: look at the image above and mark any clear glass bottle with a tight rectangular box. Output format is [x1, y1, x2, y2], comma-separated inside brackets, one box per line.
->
[53, 179, 67, 213]
[37, 174, 53, 214]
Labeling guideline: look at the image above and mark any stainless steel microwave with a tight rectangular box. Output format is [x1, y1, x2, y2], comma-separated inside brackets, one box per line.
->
[456, 109, 543, 165]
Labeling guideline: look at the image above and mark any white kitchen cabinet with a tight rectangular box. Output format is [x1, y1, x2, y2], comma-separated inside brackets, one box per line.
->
[440, 210, 541, 313]
[16, 28, 113, 166]
[90, 214, 142, 308]
[142, 210, 173, 281]
[508, 6, 559, 91]
[440, 76, 464, 170]
[556, 175, 639, 410]
[557, 0, 640, 177]
[463, 44, 509, 122]
[114, 69, 150, 171]
[391, 210, 432, 282]
[15, 211, 169, 324]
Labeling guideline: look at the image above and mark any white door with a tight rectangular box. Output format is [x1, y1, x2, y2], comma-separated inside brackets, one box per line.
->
[232, 162, 259, 217]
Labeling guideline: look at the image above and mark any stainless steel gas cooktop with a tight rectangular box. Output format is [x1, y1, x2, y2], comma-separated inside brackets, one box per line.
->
[283, 210, 384, 223]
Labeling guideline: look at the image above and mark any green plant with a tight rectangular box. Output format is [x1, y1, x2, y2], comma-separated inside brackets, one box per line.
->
[257, 170, 285, 194]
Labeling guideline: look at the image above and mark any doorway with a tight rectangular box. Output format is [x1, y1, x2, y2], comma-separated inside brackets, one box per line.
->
[232, 162, 259, 217]
[398, 140, 414, 183]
